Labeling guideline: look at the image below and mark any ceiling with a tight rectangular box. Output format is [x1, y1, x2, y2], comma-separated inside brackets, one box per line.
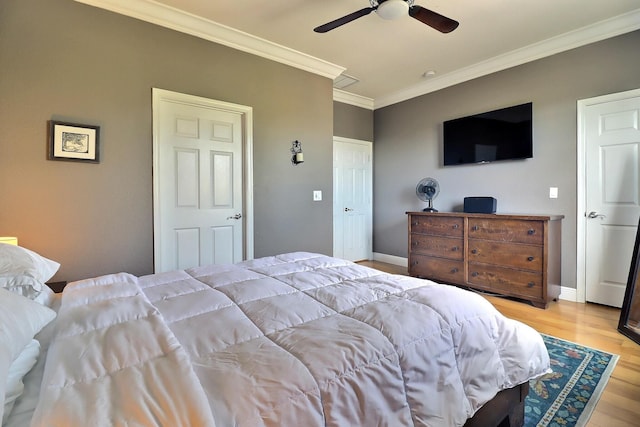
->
[77, 0, 640, 108]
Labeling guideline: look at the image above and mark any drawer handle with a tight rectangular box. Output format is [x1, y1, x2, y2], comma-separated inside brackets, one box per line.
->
[452, 224, 459, 229]
[452, 246, 459, 252]
[471, 249, 478, 254]
[528, 229, 536, 235]
[527, 282, 535, 288]
[451, 268, 458, 273]
[412, 261, 419, 266]
[413, 222, 419, 226]
[471, 272, 479, 277]
[472, 225, 479, 231]
[413, 241, 419, 246]
[527, 256, 534, 261]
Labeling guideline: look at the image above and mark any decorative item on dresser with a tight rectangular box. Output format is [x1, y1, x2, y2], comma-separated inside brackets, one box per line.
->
[415, 177, 440, 212]
[407, 211, 564, 308]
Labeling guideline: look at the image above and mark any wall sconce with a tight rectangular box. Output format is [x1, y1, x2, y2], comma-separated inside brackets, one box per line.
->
[0, 237, 18, 245]
[291, 140, 304, 165]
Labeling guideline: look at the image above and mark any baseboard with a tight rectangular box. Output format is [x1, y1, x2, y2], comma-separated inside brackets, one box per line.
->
[559, 286, 578, 302]
[372, 252, 581, 304]
[372, 252, 408, 267]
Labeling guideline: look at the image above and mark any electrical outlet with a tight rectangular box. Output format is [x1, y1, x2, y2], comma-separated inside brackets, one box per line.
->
[313, 190, 322, 201]
[549, 187, 558, 199]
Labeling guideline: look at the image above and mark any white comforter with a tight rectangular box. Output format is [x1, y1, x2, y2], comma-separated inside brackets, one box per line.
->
[30, 273, 215, 426]
[31, 252, 549, 427]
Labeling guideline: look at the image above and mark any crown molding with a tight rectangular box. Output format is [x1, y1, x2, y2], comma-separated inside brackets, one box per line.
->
[374, 8, 640, 109]
[74, 1, 639, 109]
[74, 0, 345, 79]
[333, 89, 375, 110]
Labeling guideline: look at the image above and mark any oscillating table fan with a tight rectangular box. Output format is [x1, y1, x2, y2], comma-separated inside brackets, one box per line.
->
[416, 177, 440, 212]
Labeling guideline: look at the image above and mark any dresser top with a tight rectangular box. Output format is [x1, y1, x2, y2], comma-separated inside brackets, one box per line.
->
[406, 211, 564, 221]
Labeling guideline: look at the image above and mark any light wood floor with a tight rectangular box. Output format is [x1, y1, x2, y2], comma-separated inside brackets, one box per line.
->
[359, 261, 640, 427]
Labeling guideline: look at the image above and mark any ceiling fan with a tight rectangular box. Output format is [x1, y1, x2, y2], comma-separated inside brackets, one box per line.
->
[314, 0, 459, 34]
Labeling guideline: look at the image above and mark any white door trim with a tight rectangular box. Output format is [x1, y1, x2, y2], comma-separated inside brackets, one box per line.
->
[152, 88, 254, 270]
[577, 87, 640, 303]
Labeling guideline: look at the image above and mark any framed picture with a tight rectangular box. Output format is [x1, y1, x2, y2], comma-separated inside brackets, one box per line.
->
[49, 121, 100, 163]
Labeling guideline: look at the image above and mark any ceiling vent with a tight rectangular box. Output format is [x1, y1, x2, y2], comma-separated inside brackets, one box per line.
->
[333, 73, 359, 89]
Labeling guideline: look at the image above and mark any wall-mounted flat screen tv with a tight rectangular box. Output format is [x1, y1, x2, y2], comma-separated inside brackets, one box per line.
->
[443, 102, 533, 166]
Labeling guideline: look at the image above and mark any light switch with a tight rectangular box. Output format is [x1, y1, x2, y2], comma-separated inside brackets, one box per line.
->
[313, 190, 322, 201]
[549, 187, 558, 199]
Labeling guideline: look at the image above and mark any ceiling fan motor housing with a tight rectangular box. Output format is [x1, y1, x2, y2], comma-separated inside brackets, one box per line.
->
[376, 0, 410, 20]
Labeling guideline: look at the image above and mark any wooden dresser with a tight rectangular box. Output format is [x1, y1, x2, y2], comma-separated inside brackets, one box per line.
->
[407, 212, 563, 308]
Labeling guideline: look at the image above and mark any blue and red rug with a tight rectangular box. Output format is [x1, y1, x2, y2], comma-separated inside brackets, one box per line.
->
[524, 334, 619, 427]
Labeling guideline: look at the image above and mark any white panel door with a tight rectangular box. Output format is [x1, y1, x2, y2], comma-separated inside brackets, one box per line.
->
[585, 93, 640, 307]
[333, 137, 372, 262]
[154, 91, 245, 272]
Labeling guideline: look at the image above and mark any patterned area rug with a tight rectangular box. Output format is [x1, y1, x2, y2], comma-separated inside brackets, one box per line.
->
[524, 334, 619, 427]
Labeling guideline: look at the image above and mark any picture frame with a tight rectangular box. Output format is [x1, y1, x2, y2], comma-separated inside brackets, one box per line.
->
[49, 121, 100, 163]
[618, 217, 640, 346]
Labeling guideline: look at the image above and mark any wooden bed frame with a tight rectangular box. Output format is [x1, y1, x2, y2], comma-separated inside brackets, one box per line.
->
[464, 382, 530, 427]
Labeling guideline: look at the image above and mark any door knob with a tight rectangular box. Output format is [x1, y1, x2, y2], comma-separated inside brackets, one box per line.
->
[587, 211, 606, 219]
[226, 213, 242, 220]
[344, 207, 354, 212]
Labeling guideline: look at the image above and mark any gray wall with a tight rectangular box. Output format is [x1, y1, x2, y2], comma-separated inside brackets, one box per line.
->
[334, 101, 374, 141]
[0, 0, 334, 281]
[373, 30, 640, 289]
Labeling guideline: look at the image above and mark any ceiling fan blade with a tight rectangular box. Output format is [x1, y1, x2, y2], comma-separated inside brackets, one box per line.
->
[408, 5, 459, 33]
[313, 7, 375, 33]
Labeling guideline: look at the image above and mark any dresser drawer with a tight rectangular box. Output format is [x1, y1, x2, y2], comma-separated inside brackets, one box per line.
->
[468, 240, 542, 271]
[467, 264, 543, 299]
[410, 234, 463, 260]
[410, 216, 464, 237]
[410, 254, 464, 283]
[468, 219, 543, 245]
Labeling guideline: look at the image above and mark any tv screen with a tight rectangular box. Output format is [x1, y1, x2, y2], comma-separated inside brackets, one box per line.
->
[443, 102, 533, 166]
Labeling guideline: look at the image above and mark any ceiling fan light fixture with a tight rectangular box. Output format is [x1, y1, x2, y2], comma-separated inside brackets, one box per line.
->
[376, 0, 409, 20]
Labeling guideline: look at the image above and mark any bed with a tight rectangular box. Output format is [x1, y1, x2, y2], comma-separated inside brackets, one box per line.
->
[1, 245, 550, 427]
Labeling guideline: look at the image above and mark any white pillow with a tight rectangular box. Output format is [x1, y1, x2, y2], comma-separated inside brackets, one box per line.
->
[32, 286, 56, 308]
[0, 288, 56, 423]
[2, 339, 40, 424]
[0, 244, 60, 299]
